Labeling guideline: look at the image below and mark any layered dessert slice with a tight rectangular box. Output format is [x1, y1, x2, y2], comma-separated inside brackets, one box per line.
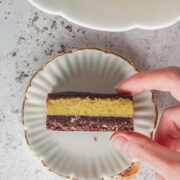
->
[46, 92, 134, 131]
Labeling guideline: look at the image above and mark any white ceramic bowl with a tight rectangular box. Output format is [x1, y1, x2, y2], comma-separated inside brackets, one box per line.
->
[28, 0, 180, 31]
[22, 49, 157, 179]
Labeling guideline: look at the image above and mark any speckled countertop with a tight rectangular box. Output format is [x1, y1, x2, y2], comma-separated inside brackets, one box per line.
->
[0, 0, 180, 180]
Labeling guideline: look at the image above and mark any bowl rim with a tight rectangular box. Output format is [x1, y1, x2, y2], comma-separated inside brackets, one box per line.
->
[28, 0, 180, 32]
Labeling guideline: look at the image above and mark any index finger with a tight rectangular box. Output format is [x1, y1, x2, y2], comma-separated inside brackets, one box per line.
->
[115, 67, 180, 101]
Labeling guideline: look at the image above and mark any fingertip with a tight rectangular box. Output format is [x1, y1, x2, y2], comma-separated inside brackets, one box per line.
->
[115, 81, 133, 95]
[115, 80, 126, 89]
[111, 132, 151, 145]
[115, 86, 133, 95]
[110, 131, 128, 140]
[110, 132, 118, 141]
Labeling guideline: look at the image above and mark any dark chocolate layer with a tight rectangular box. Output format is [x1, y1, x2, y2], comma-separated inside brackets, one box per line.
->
[48, 92, 132, 100]
[46, 115, 133, 132]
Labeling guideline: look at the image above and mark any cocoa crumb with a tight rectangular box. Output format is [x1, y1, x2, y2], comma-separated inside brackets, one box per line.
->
[93, 136, 97, 142]
[61, 44, 65, 51]
[43, 27, 48, 31]
[18, 36, 25, 44]
[15, 71, 29, 83]
[33, 56, 38, 62]
[58, 44, 65, 53]
[51, 20, 57, 29]
[12, 52, 17, 56]
[32, 15, 39, 24]
[44, 48, 53, 56]
[65, 25, 72, 32]
[61, 21, 65, 25]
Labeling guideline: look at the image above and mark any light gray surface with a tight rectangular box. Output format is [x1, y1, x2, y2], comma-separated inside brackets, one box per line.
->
[0, 0, 179, 180]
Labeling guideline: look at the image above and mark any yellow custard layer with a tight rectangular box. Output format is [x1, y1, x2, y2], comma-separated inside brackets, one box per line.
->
[47, 98, 133, 118]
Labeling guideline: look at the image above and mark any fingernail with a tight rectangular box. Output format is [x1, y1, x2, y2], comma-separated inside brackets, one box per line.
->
[114, 86, 132, 95]
[110, 135, 127, 152]
[110, 132, 120, 140]
[115, 80, 125, 89]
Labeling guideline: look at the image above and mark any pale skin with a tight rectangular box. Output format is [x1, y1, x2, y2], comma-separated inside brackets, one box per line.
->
[110, 67, 180, 180]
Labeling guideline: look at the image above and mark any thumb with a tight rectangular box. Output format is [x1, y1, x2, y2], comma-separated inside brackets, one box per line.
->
[110, 132, 178, 179]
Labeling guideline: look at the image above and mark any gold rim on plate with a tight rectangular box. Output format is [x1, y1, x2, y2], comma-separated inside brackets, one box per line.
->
[21, 48, 158, 179]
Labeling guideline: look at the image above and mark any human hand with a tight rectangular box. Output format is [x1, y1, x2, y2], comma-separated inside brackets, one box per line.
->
[110, 67, 180, 180]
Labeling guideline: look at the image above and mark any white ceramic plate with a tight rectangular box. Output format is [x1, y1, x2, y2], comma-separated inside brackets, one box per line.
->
[22, 49, 157, 179]
[28, 0, 180, 31]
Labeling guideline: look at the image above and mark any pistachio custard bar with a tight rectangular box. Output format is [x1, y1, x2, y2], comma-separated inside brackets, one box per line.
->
[46, 92, 134, 131]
